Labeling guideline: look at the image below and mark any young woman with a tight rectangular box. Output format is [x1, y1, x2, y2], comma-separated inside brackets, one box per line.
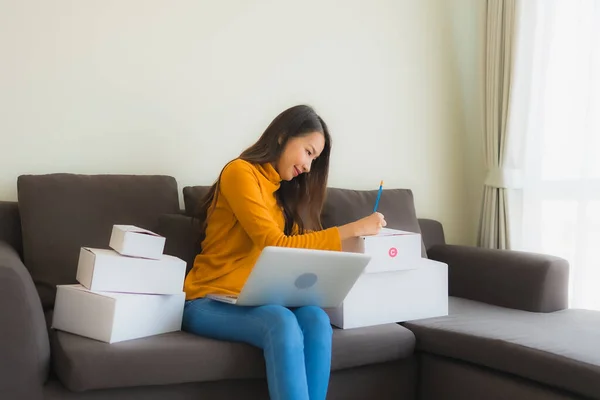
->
[183, 105, 386, 400]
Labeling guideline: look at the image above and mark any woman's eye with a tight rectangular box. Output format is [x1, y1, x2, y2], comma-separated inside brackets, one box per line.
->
[307, 150, 312, 156]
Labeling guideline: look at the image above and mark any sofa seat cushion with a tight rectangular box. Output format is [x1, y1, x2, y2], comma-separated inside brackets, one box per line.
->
[51, 323, 415, 392]
[403, 297, 600, 400]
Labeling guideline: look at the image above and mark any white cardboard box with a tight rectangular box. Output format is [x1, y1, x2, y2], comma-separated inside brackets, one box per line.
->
[346, 228, 423, 273]
[52, 284, 185, 343]
[109, 225, 166, 260]
[76, 247, 186, 294]
[325, 258, 448, 329]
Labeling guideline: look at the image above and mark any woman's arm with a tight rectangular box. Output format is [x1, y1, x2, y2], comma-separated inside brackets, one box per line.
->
[220, 161, 342, 251]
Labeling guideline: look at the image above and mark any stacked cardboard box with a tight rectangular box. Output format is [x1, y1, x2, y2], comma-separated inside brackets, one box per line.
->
[326, 228, 449, 329]
[52, 225, 187, 343]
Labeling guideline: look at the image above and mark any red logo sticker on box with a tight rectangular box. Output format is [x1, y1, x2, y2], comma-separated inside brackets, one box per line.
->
[389, 247, 398, 258]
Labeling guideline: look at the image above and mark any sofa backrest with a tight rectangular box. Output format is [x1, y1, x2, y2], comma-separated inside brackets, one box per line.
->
[321, 188, 427, 257]
[0, 201, 447, 265]
[0, 201, 22, 257]
[180, 185, 428, 258]
[156, 213, 201, 276]
[17, 173, 180, 310]
[183, 186, 211, 216]
[3, 175, 445, 309]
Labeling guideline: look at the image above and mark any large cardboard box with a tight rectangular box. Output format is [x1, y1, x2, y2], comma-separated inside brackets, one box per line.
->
[325, 258, 448, 329]
[109, 225, 166, 260]
[52, 285, 185, 343]
[76, 248, 186, 294]
[345, 228, 422, 273]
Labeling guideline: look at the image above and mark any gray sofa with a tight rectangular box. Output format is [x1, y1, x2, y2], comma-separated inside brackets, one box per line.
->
[1, 173, 599, 400]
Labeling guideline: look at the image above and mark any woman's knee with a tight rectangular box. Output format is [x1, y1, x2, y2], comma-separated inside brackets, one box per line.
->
[294, 306, 333, 335]
[257, 305, 303, 344]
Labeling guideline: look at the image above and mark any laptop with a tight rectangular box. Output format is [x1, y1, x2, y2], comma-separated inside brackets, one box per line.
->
[206, 246, 371, 308]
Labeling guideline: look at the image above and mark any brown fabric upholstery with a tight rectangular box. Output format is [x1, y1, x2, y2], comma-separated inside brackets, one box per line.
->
[418, 218, 446, 251]
[156, 213, 201, 275]
[404, 297, 600, 400]
[51, 323, 414, 392]
[322, 188, 426, 257]
[183, 186, 427, 257]
[0, 201, 22, 256]
[17, 174, 180, 309]
[182, 186, 211, 216]
[44, 359, 416, 400]
[0, 242, 49, 400]
[419, 353, 583, 400]
[428, 244, 569, 312]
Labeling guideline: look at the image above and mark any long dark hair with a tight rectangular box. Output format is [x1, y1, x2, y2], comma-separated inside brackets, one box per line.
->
[195, 104, 332, 246]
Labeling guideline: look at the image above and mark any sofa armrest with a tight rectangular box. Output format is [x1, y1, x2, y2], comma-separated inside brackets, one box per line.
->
[428, 244, 569, 313]
[417, 218, 446, 251]
[0, 241, 49, 400]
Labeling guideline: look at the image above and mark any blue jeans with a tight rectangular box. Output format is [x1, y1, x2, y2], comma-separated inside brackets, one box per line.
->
[182, 298, 333, 400]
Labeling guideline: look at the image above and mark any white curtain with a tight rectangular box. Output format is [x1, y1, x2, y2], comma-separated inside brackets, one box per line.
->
[478, 0, 520, 250]
[514, 0, 600, 310]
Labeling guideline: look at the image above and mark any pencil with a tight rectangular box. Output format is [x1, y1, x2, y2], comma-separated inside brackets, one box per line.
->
[373, 180, 384, 212]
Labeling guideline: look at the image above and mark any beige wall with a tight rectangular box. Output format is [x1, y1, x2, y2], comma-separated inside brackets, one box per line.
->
[440, 0, 487, 245]
[0, 0, 485, 245]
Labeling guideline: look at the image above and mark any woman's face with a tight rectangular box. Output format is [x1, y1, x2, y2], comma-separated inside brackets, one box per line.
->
[274, 131, 325, 181]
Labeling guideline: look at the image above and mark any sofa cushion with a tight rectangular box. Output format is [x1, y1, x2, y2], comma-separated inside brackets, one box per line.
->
[183, 186, 211, 216]
[17, 174, 180, 309]
[322, 188, 426, 257]
[403, 297, 600, 400]
[417, 218, 446, 251]
[156, 213, 201, 275]
[182, 186, 427, 256]
[0, 201, 22, 256]
[51, 323, 415, 392]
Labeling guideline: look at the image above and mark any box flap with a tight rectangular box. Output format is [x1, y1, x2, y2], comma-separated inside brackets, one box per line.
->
[65, 284, 171, 300]
[114, 224, 161, 237]
[362, 228, 418, 238]
[82, 248, 121, 257]
[60, 284, 116, 299]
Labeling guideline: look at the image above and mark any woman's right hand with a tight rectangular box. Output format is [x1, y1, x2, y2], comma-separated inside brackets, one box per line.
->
[338, 212, 387, 240]
[355, 212, 387, 236]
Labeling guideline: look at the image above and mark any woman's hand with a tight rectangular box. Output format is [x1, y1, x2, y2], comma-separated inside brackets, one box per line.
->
[338, 212, 387, 240]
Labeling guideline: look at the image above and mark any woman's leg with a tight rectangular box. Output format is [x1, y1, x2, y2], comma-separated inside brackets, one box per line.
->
[292, 306, 333, 400]
[182, 298, 309, 400]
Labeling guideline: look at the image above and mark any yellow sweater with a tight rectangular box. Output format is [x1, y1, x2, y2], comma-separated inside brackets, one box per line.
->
[184, 159, 342, 300]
